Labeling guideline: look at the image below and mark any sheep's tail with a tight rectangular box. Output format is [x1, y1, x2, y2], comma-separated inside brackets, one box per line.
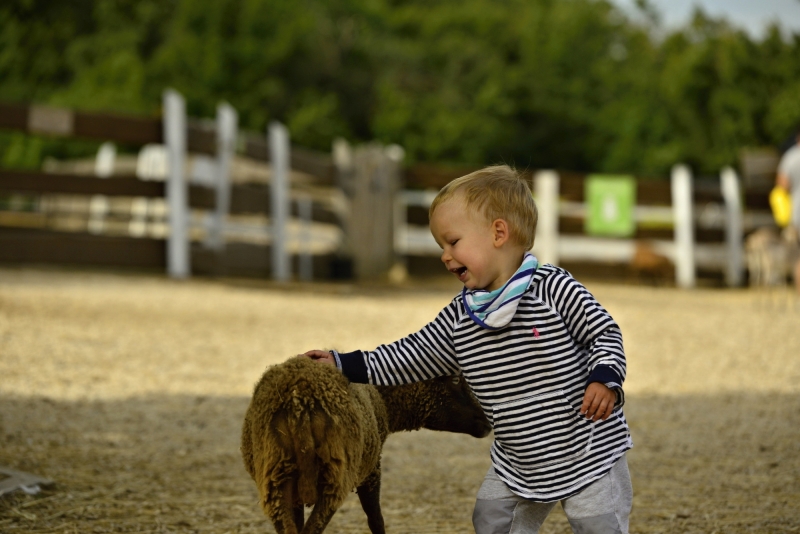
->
[249, 403, 321, 519]
[289, 400, 321, 504]
[263, 390, 332, 505]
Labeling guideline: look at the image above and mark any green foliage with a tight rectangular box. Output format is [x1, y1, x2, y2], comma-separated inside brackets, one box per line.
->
[767, 81, 800, 144]
[0, 132, 43, 169]
[1, 0, 799, 176]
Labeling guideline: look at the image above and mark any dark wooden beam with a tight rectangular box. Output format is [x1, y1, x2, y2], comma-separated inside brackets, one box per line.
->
[73, 111, 162, 145]
[0, 102, 224, 155]
[241, 133, 336, 185]
[0, 103, 27, 130]
[405, 163, 480, 190]
[0, 102, 163, 145]
[187, 121, 217, 155]
[191, 242, 337, 279]
[0, 170, 164, 197]
[0, 227, 165, 268]
[0, 170, 341, 224]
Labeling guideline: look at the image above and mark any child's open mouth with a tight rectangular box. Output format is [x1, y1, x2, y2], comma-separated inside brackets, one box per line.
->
[451, 266, 468, 281]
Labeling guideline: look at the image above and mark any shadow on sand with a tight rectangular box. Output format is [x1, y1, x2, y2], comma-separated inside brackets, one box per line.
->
[0, 391, 798, 533]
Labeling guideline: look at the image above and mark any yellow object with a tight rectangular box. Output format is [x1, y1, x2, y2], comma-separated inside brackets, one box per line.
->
[770, 186, 792, 228]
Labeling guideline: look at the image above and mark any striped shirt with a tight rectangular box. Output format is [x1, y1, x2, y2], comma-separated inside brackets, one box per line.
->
[337, 264, 632, 502]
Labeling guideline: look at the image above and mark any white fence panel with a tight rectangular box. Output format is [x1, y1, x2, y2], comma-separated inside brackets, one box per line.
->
[164, 89, 189, 279]
[269, 121, 290, 282]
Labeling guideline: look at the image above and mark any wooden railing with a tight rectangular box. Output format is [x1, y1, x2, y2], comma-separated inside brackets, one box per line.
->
[0, 96, 344, 279]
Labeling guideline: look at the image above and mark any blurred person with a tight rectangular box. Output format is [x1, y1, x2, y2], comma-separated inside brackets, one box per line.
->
[776, 128, 800, 294]
[304, 165, 633, 534]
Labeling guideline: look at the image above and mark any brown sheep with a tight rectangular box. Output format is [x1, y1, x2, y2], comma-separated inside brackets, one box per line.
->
[629, 240, 673, 285]
[240, 356, 491, 534]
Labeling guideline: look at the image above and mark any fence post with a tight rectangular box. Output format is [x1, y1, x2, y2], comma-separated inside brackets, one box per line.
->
[94, 142, 116, 178]
[671, 164, 695, 288]
[269, 121, 290, 282]
[93, 142, 116, 238]
[163, 89, 189, 278]
[332, 138, 354, 264]
[297, 195, 313, 282]
[208, 102, 237, 252]
[720, 166, 744, 287]
[350, 143, 400, 279]
[534, 170, 560, 265]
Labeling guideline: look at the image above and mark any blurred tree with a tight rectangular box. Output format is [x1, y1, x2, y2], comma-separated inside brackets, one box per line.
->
[1, 0, 799, 176]
[0, 0, 173, 166]
[0, 0, 174, 111]
[147, 0, 378, 144]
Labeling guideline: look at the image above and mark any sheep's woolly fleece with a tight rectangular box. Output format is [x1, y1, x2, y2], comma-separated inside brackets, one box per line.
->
[241, 356, 387, 513]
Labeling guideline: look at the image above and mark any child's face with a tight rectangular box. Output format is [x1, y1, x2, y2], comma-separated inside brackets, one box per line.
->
[429, 195, 510, 291]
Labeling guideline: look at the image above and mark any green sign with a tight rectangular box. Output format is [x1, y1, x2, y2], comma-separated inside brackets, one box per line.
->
[585, 175, 636, 237]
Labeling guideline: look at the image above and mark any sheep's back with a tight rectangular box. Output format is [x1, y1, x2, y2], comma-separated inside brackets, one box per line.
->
[247, 357, 355, 421]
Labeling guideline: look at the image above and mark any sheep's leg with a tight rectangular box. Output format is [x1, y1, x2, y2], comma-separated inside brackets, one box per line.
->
[357, 470, 386, 534]
[300, 490, 341, 534]
[268, 478, 300, 534]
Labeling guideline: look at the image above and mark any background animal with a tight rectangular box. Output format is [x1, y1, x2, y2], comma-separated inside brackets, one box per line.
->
[745, 227, 789, 287]
[629, 241, 674, 285]
[240, 356, 491, 534]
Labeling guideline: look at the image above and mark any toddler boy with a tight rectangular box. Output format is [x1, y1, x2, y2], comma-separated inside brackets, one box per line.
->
[305, 165, 633, 534]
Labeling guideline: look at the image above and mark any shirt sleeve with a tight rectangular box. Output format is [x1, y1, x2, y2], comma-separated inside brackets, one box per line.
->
[337, 298, 462, 386]
[538, 269, 627, 407]
[778, 150, 792, 175]
[778, 147, 800, 183]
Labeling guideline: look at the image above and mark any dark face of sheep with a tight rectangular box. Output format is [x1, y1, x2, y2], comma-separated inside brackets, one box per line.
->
[420, 375, 491, 438]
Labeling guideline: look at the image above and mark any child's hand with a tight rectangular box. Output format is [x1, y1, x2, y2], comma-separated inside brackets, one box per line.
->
[580, 382, 616, 421]
[301, 350, 336, 365]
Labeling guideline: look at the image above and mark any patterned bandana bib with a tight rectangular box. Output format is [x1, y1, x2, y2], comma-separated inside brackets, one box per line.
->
[462, 254, 539, 330]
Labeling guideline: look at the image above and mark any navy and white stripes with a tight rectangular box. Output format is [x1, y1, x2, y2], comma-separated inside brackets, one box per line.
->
[338, 264, 632, 502]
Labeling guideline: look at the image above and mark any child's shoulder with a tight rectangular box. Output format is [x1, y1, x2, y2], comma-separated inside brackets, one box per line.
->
[533, 263, 575, 284]
[531, 264, 590, 296]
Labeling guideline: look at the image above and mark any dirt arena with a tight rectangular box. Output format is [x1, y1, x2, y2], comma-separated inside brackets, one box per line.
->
[1, 267, 798, 533]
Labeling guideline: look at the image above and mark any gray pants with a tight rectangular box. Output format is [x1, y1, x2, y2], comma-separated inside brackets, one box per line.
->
[473, 455, 632, 534]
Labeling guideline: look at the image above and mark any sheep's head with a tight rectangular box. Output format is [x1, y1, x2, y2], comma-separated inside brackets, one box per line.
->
[380, 375, 491, 438]
[422, 374, 491, 438]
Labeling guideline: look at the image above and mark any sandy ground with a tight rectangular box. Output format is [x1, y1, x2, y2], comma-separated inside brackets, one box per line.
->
[0, 267, 799, 533]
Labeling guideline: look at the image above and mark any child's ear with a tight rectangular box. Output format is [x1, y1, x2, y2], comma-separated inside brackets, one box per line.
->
[492, 219, 510, 247]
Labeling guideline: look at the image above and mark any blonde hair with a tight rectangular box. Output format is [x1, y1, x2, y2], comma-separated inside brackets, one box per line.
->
[429, 165, 538, 250]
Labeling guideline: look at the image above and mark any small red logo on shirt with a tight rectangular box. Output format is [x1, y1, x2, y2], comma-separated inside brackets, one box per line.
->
[532, 327, 540, 338]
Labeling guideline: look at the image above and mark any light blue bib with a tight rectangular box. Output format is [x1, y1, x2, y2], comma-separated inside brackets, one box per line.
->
[462, 254, 539, 330]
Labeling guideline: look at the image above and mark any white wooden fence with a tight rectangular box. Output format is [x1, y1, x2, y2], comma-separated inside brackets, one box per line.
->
[394, 166, 760, 288]
[0, 96, 341, 279]
[143, 91, 314, 281]
[5, 92, 771, 287]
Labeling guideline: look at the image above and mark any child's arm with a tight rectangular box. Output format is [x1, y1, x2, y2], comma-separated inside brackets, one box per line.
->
[303, 299, 461, 385]
[539, 270, 626, 414]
